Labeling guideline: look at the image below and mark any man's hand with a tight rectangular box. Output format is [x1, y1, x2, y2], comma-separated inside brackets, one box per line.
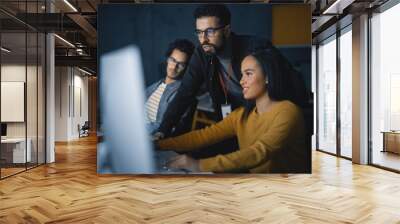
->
[152, 132, 165, 141]
[167, 155, 200, 172]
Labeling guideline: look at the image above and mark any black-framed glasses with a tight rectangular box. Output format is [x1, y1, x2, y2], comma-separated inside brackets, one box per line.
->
[194, 25, 226, 38]
[167, 57, 186, 70]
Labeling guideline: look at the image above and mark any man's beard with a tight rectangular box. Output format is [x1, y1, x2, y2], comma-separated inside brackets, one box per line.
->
[201, 43, 217, 55]
[201, 34, 226, 55]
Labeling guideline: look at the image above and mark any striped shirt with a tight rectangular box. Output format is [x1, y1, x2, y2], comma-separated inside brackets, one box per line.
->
[146, 82, 167, 122]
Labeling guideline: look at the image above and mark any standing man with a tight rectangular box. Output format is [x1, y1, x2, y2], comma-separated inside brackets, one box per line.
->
[146, 39, 195, 135]
[155, 4, 307, 139]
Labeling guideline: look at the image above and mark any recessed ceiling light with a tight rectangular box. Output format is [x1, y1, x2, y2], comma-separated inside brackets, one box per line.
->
[63, 0, 78, 12]
[78, 67, 93, 76]
[54, 34, 75, 48]
[322, 0, 354, 15]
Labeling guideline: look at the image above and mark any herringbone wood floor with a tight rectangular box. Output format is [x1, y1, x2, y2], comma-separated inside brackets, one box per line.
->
[1, 136, 400, 224]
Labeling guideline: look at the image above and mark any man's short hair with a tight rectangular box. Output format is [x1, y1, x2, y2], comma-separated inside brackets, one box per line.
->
[165, 39, 195, 59]
[193, 4, 231, 26]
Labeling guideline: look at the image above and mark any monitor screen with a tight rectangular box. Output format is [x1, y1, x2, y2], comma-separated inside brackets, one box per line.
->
[98, 46, 155, 174]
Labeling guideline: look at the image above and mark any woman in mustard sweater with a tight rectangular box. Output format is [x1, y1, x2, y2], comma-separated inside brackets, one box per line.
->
[157, 49, 307, 173]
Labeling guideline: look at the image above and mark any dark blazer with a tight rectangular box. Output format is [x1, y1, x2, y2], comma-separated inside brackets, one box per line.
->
[146, 79, 181, 124]
[158, 33, 274, 135]
[146, 79, 196, 135]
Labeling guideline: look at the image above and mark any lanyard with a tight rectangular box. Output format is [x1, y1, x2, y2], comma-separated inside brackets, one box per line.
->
[212, 57, 230, 105]
[218, 71, 228, 104]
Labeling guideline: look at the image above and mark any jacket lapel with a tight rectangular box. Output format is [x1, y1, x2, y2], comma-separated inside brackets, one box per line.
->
[156, 81, 180, 121]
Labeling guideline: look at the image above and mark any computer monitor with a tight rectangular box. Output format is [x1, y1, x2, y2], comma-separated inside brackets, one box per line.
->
[1, 123, 7, 137]
[98, 45, 155, 174]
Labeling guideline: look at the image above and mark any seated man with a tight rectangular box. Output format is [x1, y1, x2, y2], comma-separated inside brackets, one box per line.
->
[146, 39, 195, 135]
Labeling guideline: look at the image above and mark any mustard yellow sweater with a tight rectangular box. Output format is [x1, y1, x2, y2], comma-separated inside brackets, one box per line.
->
[158, 100, 307, 173]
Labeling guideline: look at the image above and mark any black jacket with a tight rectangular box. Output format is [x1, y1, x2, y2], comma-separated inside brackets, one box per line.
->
[158, 33, 274, 135]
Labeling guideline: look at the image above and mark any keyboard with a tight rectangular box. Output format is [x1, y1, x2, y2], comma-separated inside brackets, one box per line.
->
[154, 151, 190, 174]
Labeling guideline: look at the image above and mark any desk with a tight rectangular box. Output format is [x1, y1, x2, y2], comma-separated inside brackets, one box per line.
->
[1, 138, 31, 163]
[381, 131, 400, 154]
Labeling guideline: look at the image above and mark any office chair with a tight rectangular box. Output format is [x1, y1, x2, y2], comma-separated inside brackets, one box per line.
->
[78, 121, 90, 138]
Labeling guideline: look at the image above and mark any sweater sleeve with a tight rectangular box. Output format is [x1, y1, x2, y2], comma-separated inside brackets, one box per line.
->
[157, 108, 241, 152]
[199, 107, 301, 173]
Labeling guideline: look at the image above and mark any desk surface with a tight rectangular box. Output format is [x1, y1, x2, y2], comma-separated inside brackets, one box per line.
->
[381, 131, 400, 134]
[1, 138, 27, 143]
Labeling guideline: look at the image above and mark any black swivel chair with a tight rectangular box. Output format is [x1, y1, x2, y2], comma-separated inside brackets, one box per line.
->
[79, 121, 90, 138]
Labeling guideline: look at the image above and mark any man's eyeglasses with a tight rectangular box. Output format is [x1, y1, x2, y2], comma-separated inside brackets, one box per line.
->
[167, 57, 186, 71]
[194, 25, 225, 38]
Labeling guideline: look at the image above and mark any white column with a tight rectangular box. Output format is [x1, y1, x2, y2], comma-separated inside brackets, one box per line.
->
[46, 1, 55, 163]
[352, 14, 369, 164]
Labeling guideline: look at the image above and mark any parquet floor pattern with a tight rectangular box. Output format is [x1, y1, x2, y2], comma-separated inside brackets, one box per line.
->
[1, 136, 400, 223]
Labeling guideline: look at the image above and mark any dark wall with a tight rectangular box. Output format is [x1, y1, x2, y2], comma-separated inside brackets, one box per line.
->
[278, 47, 311, 90]
[98, 4, 272, 86]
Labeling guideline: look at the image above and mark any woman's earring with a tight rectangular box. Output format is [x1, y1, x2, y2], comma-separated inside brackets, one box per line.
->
[265, 79, 269, 84]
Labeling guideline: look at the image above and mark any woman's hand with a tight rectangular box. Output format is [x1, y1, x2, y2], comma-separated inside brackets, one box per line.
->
[167, 155, 200, 172]
[152, 132, 165, 141]
[152, 132, 165, 151]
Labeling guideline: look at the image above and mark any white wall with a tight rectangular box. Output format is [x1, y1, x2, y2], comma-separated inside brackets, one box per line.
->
[1, 65, 40, 137]
[1, 65, 27, 140]
[72, 73, 89, 138]
[55, 66, 69, 141]
[55, 67, 89, 141]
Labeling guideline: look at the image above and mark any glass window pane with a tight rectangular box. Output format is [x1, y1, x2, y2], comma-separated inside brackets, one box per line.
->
[38, 32, 45, 165]
[339, 29, 352, 158]
[0, 1, 46, 179]
[318, 37, 337, 154]
[1, 31, 27, 177]
[27, 31, 38, 169]
[312, 45, 317, 150]
[371, 3, 400, 171]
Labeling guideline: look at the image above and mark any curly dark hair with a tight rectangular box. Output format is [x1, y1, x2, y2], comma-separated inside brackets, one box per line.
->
[193, 4, 231, 26]
[242, 48, 309, 118]
[165, 39, 195, 59]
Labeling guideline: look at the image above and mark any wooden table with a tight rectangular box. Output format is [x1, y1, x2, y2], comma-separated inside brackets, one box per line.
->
[381, 131, 400, 154]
